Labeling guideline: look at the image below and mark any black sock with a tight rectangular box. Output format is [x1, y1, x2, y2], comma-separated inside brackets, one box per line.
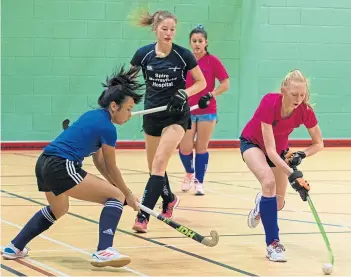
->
[140, 175, 165, 220]
[161, 172, 174, 203]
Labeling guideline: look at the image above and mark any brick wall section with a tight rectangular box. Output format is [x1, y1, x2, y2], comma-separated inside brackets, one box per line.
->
[2, 0, 241, 141]
[2, 0, 350, 140]
[254, 0, 351, 138]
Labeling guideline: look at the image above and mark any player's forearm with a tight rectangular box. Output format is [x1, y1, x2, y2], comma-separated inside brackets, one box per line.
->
[185, 79, 207, 96]
[302, 141, 324, 157]
[212, 79, 229, 97]
[106, 167, 131, 197]
[93, 159, 114, 184]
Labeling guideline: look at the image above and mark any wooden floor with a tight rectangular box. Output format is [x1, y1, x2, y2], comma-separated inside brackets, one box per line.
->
[1, 148, 351, 276]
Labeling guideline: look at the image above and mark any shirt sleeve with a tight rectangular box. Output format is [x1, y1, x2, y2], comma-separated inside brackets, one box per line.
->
[255, 94, 275, 125]
[130, 48, 144, 67]
[212, 56, 229, 81]
[183, 49, 198, 71]
[303, 106, 318, 128]
[100, 126, 117, 147]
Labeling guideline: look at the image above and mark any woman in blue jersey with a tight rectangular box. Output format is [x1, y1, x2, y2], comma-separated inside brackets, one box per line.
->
[2, 66, 143, 268]
[130, 9, 207, 233]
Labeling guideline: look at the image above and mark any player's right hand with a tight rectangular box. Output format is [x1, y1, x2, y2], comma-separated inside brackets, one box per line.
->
[167, 89, 189, 114]
[288, 170, 310, 201]
[126, 192, 140, 212]
[198, 92, 213, 109]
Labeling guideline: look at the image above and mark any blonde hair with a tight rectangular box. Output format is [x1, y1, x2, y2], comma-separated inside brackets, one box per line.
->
[131, 8, 177, 31]
[281, 69, 312, 107]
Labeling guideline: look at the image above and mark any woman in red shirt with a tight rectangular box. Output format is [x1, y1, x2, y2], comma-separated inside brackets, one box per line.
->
[178, 25, 230, 195]
[240, 70, 324, 262]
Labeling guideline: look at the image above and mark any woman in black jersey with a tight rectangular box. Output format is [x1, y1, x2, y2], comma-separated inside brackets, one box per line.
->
[130, 9, 206, 233]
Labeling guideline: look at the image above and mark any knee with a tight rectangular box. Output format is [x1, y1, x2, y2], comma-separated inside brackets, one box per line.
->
[51, 204, 69, 220]
[115, 194, 125, 204]
[195, 142, 209, 154]
[180, 141, 194, 154]
[261, 178, 276, 197]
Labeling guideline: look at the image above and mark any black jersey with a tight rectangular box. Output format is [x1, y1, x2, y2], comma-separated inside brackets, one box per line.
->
[131, 43, 197, 110]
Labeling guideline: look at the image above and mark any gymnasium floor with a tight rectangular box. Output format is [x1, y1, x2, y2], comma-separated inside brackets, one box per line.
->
[1, 148, 351, 276]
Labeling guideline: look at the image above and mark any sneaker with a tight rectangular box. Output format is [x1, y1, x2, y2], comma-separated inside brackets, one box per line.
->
[132, 214, 148, 233]
[266, 240, 287, 262]
[194, 178, 205, 196]
[2, 243, 29, 260]
[91, 247, 131, 267]
[181, 173, 194, 192]
[247, 192, 262, 228]
[160, 194, 180, 219]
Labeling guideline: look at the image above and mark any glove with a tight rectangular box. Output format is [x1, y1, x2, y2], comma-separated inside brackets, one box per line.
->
[285, 151, 306, 167]
[62, 119, 70, 130]
[288, 170, 310, 201]
[198, 92, 213, 109]
[167, 89, 189, 114]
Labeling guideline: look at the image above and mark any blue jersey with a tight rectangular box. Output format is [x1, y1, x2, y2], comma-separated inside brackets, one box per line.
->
[130, 43, 197, 111]
[44, 109, 117, 164]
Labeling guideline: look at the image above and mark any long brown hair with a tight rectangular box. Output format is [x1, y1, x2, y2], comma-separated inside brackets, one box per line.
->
[133, 8, 177, 31]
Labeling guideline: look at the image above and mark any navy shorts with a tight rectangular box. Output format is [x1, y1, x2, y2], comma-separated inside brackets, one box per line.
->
[143, 112, 191, 137]
[239, 137, 288, 168]
[35, 153, 87, 196]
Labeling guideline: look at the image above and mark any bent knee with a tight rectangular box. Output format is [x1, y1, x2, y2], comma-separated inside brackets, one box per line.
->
[261, 178, 276, 196]
[51, 204, 69, 220]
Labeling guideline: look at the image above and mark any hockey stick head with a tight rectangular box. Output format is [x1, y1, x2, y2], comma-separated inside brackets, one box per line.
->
[201, 230, 219, 247]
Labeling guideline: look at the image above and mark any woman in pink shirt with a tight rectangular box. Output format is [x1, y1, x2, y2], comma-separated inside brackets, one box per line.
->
[178, 24, 230, 195]
[240, 70, 324, 262]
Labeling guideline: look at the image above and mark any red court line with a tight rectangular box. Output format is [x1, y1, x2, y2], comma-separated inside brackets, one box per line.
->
[1, 252, 55, 276]
[1, 139, 351, 150]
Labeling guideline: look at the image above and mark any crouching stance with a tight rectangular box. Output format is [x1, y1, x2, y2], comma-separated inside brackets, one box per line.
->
[240, 70, 323, 262]
[3, 66, 144, 268]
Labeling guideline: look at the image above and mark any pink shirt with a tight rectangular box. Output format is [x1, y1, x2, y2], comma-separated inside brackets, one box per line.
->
[241, 93, 318, 154]
[186, 54, 229, 115]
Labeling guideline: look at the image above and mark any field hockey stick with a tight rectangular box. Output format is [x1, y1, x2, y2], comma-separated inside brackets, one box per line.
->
[291, 166, 335, 265]
[131, 104, 199, 116]
[138, 203, 219, 247]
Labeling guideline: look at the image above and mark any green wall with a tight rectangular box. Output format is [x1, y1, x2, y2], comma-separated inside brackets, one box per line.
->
[2, 0, 350, 141]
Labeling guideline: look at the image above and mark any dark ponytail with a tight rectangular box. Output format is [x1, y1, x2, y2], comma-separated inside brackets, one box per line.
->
[189, 24, 209, 55]
[98, 65, 144, 108]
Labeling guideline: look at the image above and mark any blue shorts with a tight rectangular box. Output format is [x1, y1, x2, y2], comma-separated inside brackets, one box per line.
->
[239, 137, 288, 168]
[190, 113, 217, 122]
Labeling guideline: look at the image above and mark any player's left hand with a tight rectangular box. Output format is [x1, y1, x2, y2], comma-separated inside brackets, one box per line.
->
[198, 92, 213, 109]
[285, 151, 306, 167]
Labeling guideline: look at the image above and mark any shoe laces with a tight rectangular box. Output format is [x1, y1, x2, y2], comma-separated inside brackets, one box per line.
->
[184, 173, 194, 183]
[271, 240, 285, 252]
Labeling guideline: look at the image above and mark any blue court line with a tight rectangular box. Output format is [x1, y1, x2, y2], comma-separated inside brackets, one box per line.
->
[177, 208, 351, 229]
[1, 189, 258, 277]
[1, 264, 27, 276]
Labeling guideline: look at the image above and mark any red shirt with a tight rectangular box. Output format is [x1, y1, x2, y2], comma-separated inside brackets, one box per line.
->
[241, 93, 318, 154]
[186, 54, 229, 114]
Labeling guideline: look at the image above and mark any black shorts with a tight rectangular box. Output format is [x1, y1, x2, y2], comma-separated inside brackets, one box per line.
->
[239, 137, 288, 167]
[35, 153, 87, 196]
[143, 112, 191, 137]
